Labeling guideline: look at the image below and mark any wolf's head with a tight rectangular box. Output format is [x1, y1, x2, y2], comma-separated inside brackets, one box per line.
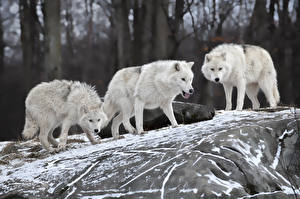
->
[169, 61, 194, 99]
[78, 104, 107, 134]
[201, 52, 231, 83]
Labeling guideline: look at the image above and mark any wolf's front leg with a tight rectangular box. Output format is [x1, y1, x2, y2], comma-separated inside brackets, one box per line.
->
[162, 102, 178, 127]
[57, 122, 71, 151]
[83, 128, 101, 144]
[223, 83, 233, 111]
[134, 98, 145, 134]
[236, 80, 246, 111]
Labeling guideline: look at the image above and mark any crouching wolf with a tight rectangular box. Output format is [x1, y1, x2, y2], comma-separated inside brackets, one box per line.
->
[201, 44, 280, 110]
[22, 80, 107, 152]
[100, 60, 194, 138]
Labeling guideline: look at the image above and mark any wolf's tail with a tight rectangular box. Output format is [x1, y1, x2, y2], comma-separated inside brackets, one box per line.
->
[22, 109, 39, 140]
[273, 81, 280, 104]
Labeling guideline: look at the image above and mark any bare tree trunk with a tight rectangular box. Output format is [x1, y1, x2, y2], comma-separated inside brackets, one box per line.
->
[268, 0, 276, 32]
[140, 0, 154, 63]
[212, 0, 216, 29]
[216, 1, 235, 37]
[276, 0, 294, 104]
[65, 0, 74, 56]
[86, 0, 94, 48]
[19, 0, 42, 90]
[297, 0, 300, 26]
[246, 0, 269, 42]
[152, 0, 170, 60]
[167, 0, 184, 58]
[0, 0, 4, 74]
[132, 0, 145, 65]
[42, 0, 62, 81]
[112, 0, 131, 69]
[293, 0, 300, 104]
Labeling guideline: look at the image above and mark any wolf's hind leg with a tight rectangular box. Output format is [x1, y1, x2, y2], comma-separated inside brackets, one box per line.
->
[121, 101, 136, 134]
[246, 83, 260, 109]
[111, 113, 124, 139]
[123, 119, 136, 134]
[39, 124, 55, 152]
[48, 129, 58, 148]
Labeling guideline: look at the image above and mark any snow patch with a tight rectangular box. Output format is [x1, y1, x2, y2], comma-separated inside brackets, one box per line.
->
[205, 171, 243, 196]
[161, 161, 186, 199]
[279, 129, 294, 140]
[179, 188, 198, 194]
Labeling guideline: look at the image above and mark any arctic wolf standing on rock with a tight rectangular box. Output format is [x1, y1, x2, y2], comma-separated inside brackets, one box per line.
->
[201, 44, 280, 110]
[22, 80, 107, 152]
[100, 60, 194, 138]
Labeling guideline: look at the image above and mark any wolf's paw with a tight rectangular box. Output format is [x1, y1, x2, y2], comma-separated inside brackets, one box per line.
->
[56, 144, 66, 152]
[113, 135, 125, 140]
[138, 131, 147, 135]
[92, 139, 101, 144]
[129, 129, 137, 134]
[48, 147, 56, 154]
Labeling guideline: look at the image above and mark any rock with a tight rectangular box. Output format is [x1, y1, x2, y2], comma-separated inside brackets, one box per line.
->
[0, 108, 300, 198]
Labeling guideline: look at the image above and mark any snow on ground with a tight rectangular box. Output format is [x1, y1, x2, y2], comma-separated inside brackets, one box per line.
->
[0, 109, 299, 198]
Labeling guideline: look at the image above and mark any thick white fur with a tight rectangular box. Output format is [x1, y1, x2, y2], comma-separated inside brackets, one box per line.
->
[201, 44, 280, 110]
[22, 80, 107, 152]
[100, 60, 194, 138]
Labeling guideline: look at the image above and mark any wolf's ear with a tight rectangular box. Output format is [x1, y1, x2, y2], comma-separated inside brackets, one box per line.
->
[80, 105, 89, 114]
[205, 54, 211, 62]
[187, 62, 194, 69]
[174, 62, 180, 71]
[221, 52, 226, 60]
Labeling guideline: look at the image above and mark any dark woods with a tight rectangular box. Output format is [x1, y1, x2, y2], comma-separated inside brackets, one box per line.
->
[0, 0, 299, 140]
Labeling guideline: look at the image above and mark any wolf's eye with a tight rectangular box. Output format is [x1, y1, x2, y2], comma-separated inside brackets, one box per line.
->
[181, 78, 186, 81]
[219, 68, 222, 71]
[97, 119, 100, 122]
[211, 68, 215, 71]
[89, 119, 93, 122]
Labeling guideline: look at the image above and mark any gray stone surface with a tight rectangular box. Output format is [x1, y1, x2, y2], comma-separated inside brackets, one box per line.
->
[0, 108, 299, 199]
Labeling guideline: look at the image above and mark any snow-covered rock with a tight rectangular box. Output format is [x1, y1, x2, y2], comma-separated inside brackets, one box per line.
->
[0, 108, 299, 199]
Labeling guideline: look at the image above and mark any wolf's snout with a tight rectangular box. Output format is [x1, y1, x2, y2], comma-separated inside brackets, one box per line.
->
[94, 129, 99, 133]
[189, 89, 194, 94]
[215, 78, 220, 82]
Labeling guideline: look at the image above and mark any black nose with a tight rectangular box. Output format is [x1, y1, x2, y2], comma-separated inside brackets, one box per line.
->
[189, 89, 194, 94]
[215, 78, 220, 82]
[94, 129, 99, 133]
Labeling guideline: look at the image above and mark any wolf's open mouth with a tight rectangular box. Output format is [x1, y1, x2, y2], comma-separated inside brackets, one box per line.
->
[181, 91, 190, 99]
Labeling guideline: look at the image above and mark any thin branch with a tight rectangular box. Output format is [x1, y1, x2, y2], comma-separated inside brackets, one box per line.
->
[186, 0, 200, 44]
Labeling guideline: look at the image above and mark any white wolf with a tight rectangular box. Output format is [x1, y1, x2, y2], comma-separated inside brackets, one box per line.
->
[22, 80, 107, 152]
[99, 60, 194, 138]
[201, 44, 280, 110]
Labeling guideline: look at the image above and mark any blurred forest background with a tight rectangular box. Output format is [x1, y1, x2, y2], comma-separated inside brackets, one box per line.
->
[0, 0, 299, 140]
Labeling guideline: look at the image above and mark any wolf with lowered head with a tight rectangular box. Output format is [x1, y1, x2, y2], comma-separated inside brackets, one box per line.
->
[22, 80, 107, 152]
